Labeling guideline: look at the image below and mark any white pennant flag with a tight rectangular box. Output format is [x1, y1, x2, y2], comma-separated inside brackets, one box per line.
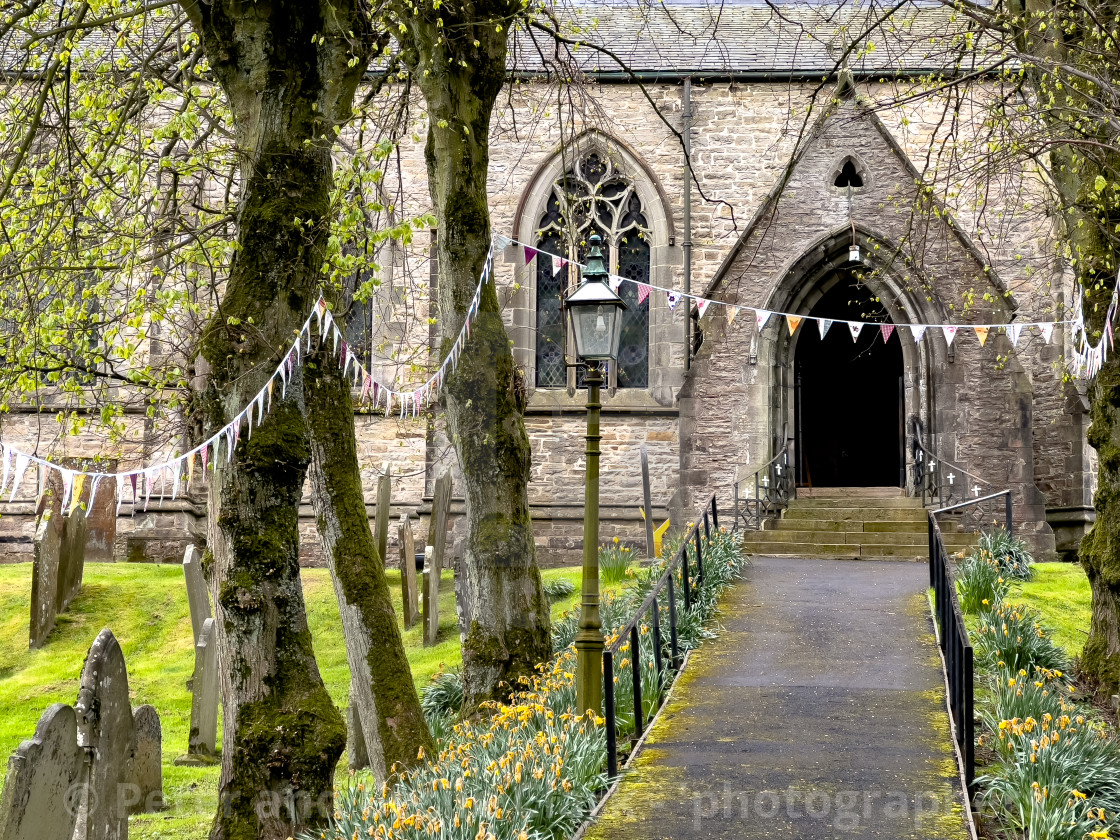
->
[551, 255, 563, 277]
[1039, 323, 1054, 344]
[608, 274, 624, 293]
[667, 291, 682, 311]
[116, 474, 126, 516]
[1007, 324, 1023, 347]
[911, 325, 927, 344]
[848, 322, 863, 342]
[818, 318, 833, 338]
[696, 298, 712, 318]
[60, 470, 74, 514]
[756, 310, 771, 331]
[0, 445, 10, 497]
[8, 454, 29, 502]
[89, 475, 103, 512]
[943, 326, 959, 347]
[170, 458, 183, 501]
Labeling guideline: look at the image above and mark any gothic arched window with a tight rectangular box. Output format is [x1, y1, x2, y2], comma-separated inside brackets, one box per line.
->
[534, 151, 651, 389]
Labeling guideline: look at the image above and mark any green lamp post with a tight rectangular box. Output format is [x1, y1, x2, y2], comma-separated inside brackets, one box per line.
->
[566, 233, 626, 716]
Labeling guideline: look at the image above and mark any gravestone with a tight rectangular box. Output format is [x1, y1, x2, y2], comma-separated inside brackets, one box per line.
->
[57, 507, 89, 614]
[29, 511, 62, 649]
[83, 479, 118, 564]
[398, 515, 419, 628]
[374, 470, 392, 567]
[128, 706, 164, 815]
[74, 628, 134, 840]
[188, 618, 219, 756]
[423, 547, 439, 647]
[422, 472, 452, 647]
[0, 704, 83, 840]
[346, 705, 369, 771]
[182, 545, 211, 644]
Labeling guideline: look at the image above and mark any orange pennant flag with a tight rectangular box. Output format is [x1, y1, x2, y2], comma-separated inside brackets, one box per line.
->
[786, 315, 802, 335]
[974, 326, 990, 347]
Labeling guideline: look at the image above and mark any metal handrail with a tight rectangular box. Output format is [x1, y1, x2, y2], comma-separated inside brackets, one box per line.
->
[733, 438, 793, 530]
[602, 492, 718, 778]
[928, 513, 975, 792]
[910, 418, 992, 509]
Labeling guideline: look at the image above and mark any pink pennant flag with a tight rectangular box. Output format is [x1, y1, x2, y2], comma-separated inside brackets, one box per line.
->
[912, 325, 927, 343]
[200, 443, 209, 472]
[848, 322, 863, 341]
[637, 283, 651, 304]
[361, 375, 372, 404]
[551, 255, 562, 277]
[667, 291, 682, 311]
[756, 310, 772, 331]
[1038, 323, 1054, 344]
[130, 473, 138, 508]
[943, 326, 959, 347]
[818, 318, 833, 338]
[696, 298, 712, 318]
[524, 245, 538, 264]
[880, 324, 895, 344]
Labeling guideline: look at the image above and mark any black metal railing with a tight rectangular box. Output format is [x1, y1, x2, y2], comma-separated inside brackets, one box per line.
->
[733, 440, 793, 531]
[933, 490, 1013, 537]
[929, 512, 976, 793]
[602, 492, 718, 778]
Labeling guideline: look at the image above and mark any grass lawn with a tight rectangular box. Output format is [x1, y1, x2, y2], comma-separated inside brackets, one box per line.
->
[1006, 561, 1092, 659]
[0, 561, 598, 839]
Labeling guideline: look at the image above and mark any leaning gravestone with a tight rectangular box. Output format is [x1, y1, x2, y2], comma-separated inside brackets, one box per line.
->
[0, 704, 83, 840]
[29, 511, 62, 649]
[57, 507, 89, 615]
[188, 618, 219, 757]
[182, 545, 211, 644]
[422, 472, 452, 647]
[128, 706, 164, 815]
[398, 514, 419, 628]
[74, 628, 135, 840]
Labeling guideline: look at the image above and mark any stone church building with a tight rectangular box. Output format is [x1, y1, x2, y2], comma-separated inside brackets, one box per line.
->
[0, 3, 1094, 564]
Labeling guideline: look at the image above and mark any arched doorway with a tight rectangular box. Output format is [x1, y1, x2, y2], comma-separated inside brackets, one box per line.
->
[794, 273, 904, 487]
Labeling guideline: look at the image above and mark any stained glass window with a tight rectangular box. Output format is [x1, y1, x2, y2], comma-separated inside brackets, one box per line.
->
[533, 150, 651, 389]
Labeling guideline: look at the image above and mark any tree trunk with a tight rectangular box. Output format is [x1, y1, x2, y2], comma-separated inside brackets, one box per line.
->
[305, 345, 434, 781]
[183, 2, 374, 837]
[398, 9, 552, 709]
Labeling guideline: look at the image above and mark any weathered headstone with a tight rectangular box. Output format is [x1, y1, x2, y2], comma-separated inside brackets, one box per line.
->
[345, 705, 369, 771]
[29, 511, 62, 649]
[73, 628, 134, 840]
[182, 545, 211, 645]
[422, 472, 452, 647]
[374, 470, 392, 567]
[398, 514, 419, 628]
[188, 618, 219, 757]
[0, 704, 83, 840]
[57, 507, 89, 614]
[83, 479, 118, 564]
[128, 705, 164, 815]
[641, 445, 656, 560]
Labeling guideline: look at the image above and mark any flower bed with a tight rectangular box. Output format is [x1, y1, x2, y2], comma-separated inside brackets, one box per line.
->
[309, 527, 747, 840]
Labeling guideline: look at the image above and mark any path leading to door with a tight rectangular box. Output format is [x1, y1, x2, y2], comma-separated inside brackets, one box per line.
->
[585, 557, 970, 840]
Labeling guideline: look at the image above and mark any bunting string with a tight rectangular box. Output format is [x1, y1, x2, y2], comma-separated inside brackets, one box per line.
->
[0, 242, 496, 511]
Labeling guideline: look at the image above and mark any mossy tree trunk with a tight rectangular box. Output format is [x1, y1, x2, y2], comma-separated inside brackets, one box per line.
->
[182, 2, 374, 837]
[392, 2, 552, 710]
[305, 345, 434, 780]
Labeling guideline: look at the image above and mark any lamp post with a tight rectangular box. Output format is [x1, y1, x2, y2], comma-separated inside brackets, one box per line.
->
[566, 233, 626, 716]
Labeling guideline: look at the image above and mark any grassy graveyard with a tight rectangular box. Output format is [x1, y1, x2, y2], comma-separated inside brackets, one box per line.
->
[0, 561, 595, 839]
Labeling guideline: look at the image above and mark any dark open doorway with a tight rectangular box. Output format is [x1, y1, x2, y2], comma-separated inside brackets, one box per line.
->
[794, 274, 904, 487]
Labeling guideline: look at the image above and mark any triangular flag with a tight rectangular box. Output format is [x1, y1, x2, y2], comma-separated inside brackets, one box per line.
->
[756, 310, 771, 331]
[0, 445, 10, 497]
[115, 474, 125, 516]
[912, 325, 927, 343]
[551, 255, 562, 276]
[89, 475, 103, 511]
[187, 452, 196, 489]
[818, 318, 833, 338]
[943, 326, 959, 347]
[8, 454, 29, 503]
[608, 274, 623, 293]
[637, 283, 651, 305]
[848, 322, 863, 341]
[880, 324, 895, 344]
[60, 470, 74, 514]
[727, 306, 740, 326]
[171, 458, 182, 501]
[974, 326, 990, 347]
[696, 299, 712, 318]
[35, 464, 46, 510]
[1007, 324, 1023, 347]
[130, 473, 138, 509]
[71, 474, 85, 515]
[524, 245, 538, 264]
[667, 291, 682, 311]
[1039, 323, 1054, 344]
[786, 315, 802, 335]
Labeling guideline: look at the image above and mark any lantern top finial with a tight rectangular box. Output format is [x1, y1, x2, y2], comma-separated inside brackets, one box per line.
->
[583, 233, 609, 282]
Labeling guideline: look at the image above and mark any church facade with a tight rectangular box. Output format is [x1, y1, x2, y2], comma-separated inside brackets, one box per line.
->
[0, 5, 1094, 564]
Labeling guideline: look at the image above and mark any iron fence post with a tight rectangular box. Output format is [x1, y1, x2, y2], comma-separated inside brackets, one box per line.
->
[703, 510, 710, 542]
[651, 597, 664, 689]
[755, 473, 760, 530]
[711, 494, 719, 529]
[667, 574, 681, 669]
[694, 528, 704, 586]
[630, 625, 644, 741]
[681, 546, 691, 611]
[603, 649, 617, 778]
[1004, 492, 1013, 536]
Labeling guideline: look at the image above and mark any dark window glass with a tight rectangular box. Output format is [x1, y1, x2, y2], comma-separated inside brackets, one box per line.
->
[617, 231, 650, 388]
[535, 230, 566, 388]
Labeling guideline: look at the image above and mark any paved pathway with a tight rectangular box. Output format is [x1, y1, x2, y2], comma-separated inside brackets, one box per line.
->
[586, 557, 970, 840]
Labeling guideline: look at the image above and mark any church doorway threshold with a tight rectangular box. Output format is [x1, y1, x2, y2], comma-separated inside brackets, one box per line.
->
[794, 274, 905, 488]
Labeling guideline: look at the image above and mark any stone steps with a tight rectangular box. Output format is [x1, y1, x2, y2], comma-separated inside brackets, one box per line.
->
[740, 487, 977, 561]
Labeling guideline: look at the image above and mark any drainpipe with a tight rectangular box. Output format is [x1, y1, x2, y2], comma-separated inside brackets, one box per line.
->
[683, 77, 693, 370]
